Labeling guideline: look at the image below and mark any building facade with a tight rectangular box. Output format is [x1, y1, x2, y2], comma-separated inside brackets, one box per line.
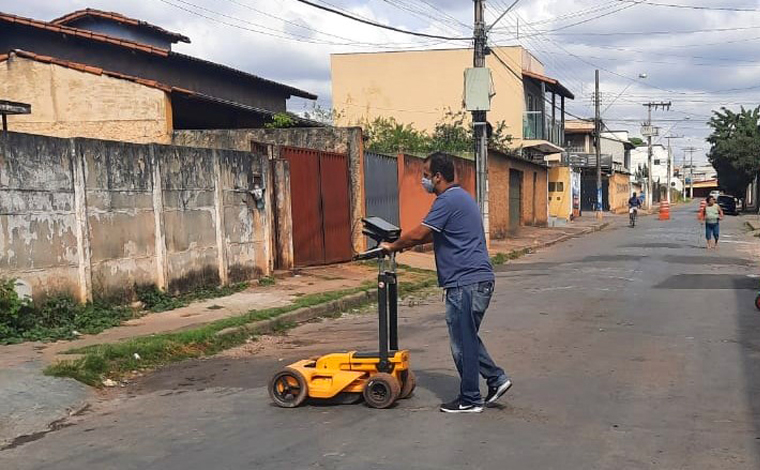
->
[0, 9, 318, 142]
[331, 46, 574, 160]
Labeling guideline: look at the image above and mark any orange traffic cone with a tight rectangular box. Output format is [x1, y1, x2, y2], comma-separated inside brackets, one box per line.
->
[659, 201, 670, 220]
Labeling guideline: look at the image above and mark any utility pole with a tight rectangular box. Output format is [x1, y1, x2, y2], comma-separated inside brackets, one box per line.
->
[664, 135, 683, 204]
[642, 101, 671, 210]
[684, 146, 698, 199]
[594, 70, 603, 218]
[473, 0, 489, 241]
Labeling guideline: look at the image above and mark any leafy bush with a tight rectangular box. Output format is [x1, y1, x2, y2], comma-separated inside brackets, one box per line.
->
[136, 284, 185, 312]
[0, 279, 134, 345]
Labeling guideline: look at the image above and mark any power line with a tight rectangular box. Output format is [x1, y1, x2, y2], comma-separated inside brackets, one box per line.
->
[537, 24, 760, 36]
[616, 0, 760, 12]
[488, 4, 589, 94]
[292, 0, 472, 40]
[525, 2, 639, 35]
[159, 0, 451, 49]
[492, 1, 621, 29]
[220, 0, 447, 47]
[377, 0, 470, 36]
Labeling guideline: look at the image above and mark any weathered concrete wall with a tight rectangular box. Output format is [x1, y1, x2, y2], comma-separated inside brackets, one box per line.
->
[172, 127, 365, 253]
[82, 139, 158, 299]
[0, 132, 272, 302]
[0, 56, 172, 144]
[0, 133, 81, 299]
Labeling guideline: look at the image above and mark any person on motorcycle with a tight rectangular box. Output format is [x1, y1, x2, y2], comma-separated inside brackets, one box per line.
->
[628, 192, 641, 225]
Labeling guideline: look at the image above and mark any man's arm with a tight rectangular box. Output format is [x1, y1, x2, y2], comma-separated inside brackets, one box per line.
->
[380, 224, 433, 253]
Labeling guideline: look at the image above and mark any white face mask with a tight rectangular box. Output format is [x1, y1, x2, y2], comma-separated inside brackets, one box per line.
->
[421, 176, 435, 193]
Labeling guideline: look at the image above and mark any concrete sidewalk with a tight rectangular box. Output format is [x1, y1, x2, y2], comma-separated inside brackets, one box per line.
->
[0, 213, 620, 448]
[398, 214, 623, 271]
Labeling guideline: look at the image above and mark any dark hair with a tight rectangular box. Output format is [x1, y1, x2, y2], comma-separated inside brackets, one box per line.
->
[424, 152, 455, 182]
[706, 195, 714, 202]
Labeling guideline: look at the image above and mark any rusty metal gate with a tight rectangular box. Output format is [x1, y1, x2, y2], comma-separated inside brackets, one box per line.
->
[281, 147, 352, 267]
[363, 152, 399, 242]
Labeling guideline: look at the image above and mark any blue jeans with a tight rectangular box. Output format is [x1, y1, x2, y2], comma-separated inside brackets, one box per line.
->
[445, 280, 508, 405]
[705, 222, 720, 241]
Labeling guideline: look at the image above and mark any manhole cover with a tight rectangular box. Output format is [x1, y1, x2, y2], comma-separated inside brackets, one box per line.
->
[655, 274, 758, 290]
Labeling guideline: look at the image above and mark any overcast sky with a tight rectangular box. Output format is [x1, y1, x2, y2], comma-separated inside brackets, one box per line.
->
[5, 0, 760, 164]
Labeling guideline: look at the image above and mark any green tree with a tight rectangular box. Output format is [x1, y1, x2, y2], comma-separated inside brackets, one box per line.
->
[360, 116, 431, 154]
[706, 106, 760, 197]
[265, 112, 296, 129]
[301, 103, 345, 125]
[629, 137, 645, 147]
[362, 108, 513, 156]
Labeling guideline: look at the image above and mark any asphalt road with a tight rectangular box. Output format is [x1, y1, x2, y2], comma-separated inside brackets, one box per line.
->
[2, 205, 759, 469]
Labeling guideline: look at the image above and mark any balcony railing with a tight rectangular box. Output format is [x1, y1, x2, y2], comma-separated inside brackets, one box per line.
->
[523, 111, 563, 147]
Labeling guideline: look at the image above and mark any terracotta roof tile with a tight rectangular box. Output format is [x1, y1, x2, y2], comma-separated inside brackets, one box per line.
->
[0, 12, 170, 57]
[0, 12, 317, 100]
[51, 8, 191, 44]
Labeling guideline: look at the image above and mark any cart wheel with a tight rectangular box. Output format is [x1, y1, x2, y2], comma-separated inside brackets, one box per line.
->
[400, 370, 416, 399]
[755, 293, 760, 311]
[363, 373, 400, 409]
[269, 368, 308, 408]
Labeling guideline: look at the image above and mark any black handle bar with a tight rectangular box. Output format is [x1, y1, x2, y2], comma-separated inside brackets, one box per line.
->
[352, 246, 386, 261]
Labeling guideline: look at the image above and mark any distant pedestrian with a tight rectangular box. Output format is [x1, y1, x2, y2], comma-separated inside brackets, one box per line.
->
[380, 152, 510, 414]
[703, 195, 724, 249]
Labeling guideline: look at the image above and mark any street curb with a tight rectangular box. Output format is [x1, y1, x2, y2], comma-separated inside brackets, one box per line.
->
[496, 222, 611, 260]
[214, 290, 377, 339]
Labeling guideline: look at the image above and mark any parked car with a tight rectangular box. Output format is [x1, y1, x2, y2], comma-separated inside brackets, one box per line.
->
[717, 195, 740, 215]
[709, 190, 721, 200]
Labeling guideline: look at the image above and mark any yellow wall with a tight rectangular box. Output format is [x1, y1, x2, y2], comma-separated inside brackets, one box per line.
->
[609, 172, 632, 214]
[331, 46, 541, 142]
[548, 167, 572, 220]
[0, 56, 172, 143]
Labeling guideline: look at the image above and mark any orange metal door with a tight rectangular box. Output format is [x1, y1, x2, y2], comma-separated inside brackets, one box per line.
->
[281, 147, 325, 266]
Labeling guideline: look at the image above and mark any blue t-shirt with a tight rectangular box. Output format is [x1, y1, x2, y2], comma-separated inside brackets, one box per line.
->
[422, 186, 494, 288]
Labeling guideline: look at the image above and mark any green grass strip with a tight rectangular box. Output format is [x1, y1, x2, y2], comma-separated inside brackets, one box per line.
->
[45, 274, 437, 387]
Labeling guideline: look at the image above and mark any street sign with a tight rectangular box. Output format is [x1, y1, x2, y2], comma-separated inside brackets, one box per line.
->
[640, 125, 659, 137]
[0, 100, 31, 115]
